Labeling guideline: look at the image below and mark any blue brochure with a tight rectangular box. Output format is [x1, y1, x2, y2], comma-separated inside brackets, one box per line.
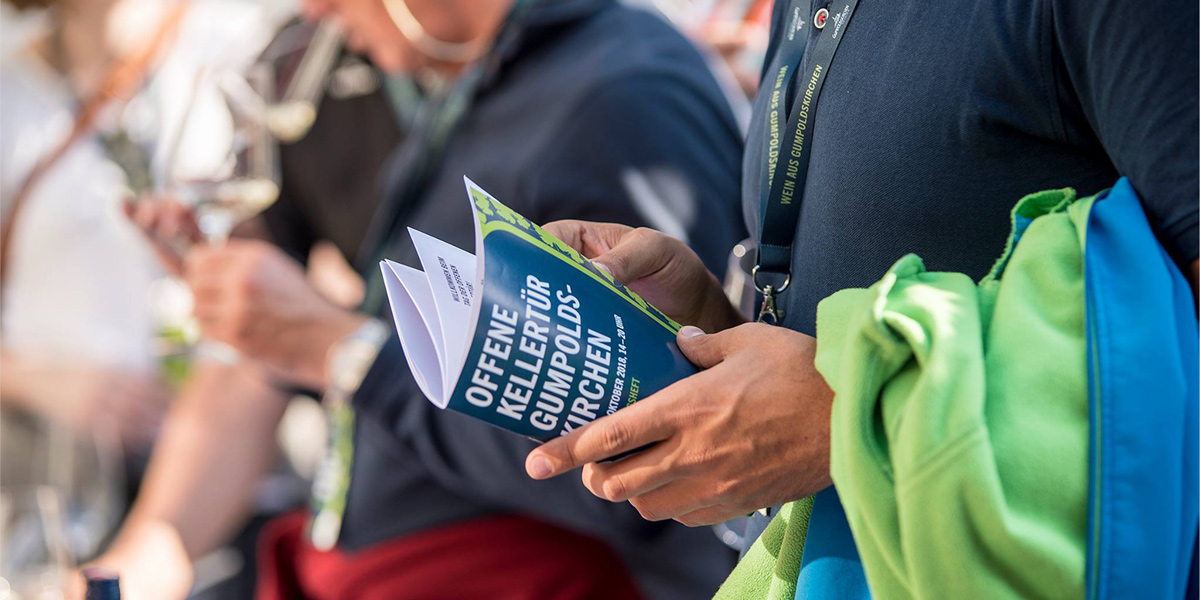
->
[380, 178, 697, 441]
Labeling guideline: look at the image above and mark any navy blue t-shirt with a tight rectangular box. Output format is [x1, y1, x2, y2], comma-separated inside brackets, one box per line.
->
[744, 0, 1199, 338]
[737, 0, 1199, 568]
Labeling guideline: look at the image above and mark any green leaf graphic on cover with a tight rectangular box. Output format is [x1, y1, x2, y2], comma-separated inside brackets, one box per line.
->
[469, 185, 681, 333]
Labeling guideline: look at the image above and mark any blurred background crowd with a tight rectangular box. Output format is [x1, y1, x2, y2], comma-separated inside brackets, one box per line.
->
[0, 0, 771, 598]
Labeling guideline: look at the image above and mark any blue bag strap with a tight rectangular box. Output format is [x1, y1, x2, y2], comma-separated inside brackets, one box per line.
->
[1084, 177, 1200, 599]
[794, 487, 872, 599]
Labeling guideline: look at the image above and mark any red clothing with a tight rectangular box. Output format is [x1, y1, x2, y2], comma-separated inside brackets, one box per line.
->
[257, 510, 645, 600]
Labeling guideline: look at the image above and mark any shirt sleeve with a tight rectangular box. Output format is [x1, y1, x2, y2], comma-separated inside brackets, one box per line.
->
[1050, 0, 1199, 265]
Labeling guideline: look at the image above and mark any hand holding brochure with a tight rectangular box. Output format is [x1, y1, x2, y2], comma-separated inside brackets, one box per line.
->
[380, 178, 697, 441]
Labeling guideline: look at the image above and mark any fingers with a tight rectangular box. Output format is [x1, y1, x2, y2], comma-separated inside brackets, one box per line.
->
[540, 220, 688, 287]
[526, 394, 678, 479]
[629, 483, 718, 523]
[182, 244, 235, 292]
[594, 227, 685, 286]
[672, 503, 741, 528]
[182, 244, 245, 342]
[539, 221, 679, 285]
[540, 220, 632, 258]
[581, 437, 682, 502]
[126, 198, 159, 233]
[126, 198, 198, 240]
[160, 201, 200, 242]
[183, 254, 229, 317]
[676, 325, 734, 369]
[125, 199, 199, 275]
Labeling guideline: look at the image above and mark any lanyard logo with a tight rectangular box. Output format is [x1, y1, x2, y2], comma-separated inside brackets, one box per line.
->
[787, 6, 807, 40]
[830, 3, 851, 38]
[814, 7, 830, 29]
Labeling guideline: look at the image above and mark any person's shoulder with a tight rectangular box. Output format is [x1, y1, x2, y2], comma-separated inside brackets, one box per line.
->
[571, 3, 713, 83]
[539, 3, 731, 124]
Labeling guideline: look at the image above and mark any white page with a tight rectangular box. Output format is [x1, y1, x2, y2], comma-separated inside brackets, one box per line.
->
[408, 228, 478, 391]
[381, 260, 447, 406]
[384, 259, 447, 366]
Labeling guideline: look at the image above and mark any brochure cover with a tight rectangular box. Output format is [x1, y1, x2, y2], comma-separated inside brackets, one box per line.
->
[380, 178, 697, 441]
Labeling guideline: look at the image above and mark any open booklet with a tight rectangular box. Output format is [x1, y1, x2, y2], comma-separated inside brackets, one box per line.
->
[380, 178, 697, 441]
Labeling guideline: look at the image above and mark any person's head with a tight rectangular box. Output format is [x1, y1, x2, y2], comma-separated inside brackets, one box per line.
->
[302, 0, 514, 75]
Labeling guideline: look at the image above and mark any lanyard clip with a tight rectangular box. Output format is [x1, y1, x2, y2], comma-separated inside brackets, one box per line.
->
[757, 285, 781, 324]
[752, 265, 790, 325]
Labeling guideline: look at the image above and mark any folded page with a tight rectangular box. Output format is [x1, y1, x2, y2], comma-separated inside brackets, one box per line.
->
[408, 228, 480, 390]
[381, 259, 446, 405]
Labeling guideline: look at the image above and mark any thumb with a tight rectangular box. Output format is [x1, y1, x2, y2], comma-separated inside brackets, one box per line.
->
[677, 326, 728, 369]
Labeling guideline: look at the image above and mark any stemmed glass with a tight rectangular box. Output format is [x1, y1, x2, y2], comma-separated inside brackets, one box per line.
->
[159, 62, 282, 365]
[263, 20, 343, 143]
[0, 486, 75, 600]
[174, 62, 282, 244]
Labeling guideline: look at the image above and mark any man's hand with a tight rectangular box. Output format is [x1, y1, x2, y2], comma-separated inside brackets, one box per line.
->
[525, 323, 833, 526]
[543, 221, 745, 334]
[184, 239, 366, 388]
[76, 521, 194, 600]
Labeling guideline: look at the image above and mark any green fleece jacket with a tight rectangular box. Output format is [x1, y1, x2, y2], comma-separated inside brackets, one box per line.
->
[816, 188, 1091, 599]
[717, 188, 1092, 599]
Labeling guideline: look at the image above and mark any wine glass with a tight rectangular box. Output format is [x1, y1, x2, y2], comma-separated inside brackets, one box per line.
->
[2, 412, 125, 573]
[0, 486, 75, 600]
[175, 63, 281, 244]
[263, 20, 344, 143]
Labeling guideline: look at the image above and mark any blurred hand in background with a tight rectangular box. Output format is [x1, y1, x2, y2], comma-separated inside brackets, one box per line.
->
[0, 354, 170, 451]
[183, 239, 365, 389]
[124, 198, 365, 389]
[124, 198, 201, 276]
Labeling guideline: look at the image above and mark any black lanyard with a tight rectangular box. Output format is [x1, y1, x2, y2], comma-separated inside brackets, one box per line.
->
[754, 0, 860, 324]
[357, 0, 537, 315]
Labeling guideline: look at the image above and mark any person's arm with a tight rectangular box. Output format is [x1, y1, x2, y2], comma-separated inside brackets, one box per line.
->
[90, 361, 289, 600]
[353, 71, 748, 536]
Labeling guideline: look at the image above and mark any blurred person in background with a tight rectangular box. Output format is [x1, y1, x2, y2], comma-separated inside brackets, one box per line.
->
[95, 0, 748, 598]
[0, 0, 275, 565]
[89, 21, 406, 599]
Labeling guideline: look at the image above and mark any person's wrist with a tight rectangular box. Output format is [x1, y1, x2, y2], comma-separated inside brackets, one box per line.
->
[290, 310, 370, 389]
[321, 315, 387, 393]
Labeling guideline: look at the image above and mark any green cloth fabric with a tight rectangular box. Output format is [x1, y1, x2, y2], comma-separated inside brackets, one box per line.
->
[714, 498, 813, 600]
[812, 188, 1093, 599]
